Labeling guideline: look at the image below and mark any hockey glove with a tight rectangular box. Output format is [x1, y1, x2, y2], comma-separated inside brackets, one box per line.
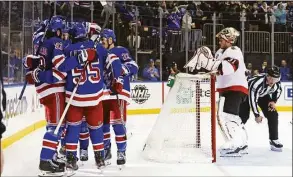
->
[23, 55, 42, 70]
[25, 68, 41, 84]
[77, 48, 96, 64]
[111, 77, 124, 94]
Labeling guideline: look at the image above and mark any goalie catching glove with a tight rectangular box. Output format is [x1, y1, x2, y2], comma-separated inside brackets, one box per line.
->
[184, 46, 221, 72]
[111, 76, 124, 94]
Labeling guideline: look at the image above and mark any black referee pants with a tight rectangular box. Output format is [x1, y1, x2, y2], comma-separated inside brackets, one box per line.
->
[239, 95, 279, 140]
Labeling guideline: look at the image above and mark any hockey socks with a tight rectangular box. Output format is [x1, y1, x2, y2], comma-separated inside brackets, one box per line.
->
[40, 126, 64, 160]
[65, 122, 81, 158]
[89, 124, 105, 157]
[113, 123, 127, 152]
[103, 124, 111, 150]
[79, 119, 89, 150]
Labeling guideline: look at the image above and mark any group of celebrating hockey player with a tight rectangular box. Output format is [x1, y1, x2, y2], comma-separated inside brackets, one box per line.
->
[22, 11, 284, 175]
[23, 15, 138, 176]
[185, 27, 284, 157]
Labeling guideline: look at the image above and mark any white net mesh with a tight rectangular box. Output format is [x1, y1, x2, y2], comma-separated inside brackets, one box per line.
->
[142, 73, 215, 163]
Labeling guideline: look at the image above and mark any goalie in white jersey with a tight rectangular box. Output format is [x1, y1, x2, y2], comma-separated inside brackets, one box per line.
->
[185, 27, 248, 157]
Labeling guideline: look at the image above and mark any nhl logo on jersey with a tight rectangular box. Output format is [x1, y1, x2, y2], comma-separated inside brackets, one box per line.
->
[131, 85, 150, 104]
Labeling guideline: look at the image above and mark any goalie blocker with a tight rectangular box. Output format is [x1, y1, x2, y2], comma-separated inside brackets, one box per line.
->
[185, 27, 249, 157]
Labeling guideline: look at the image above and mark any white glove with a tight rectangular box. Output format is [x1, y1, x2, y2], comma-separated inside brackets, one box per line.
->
[184, 46, 221, 72]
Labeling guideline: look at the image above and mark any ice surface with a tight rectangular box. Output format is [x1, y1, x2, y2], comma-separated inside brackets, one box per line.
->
[2, 112, 292, 176]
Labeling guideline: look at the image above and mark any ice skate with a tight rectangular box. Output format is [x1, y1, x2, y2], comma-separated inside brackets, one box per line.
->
[270, 140, 283, 152]
[239, 144, 248, 155]
[117, 151, 126, 170]
[104, 148, 112, 166]
[219, 141, 242, 157]
[79, 149, 88, 162]
[66, 152, 78, 171]
[38, 159, 65, 177]
[94, 151, 105, 170]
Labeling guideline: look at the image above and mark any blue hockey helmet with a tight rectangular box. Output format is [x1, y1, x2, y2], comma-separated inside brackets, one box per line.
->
[47, 15, 66, 32]
[101, 29, 116, 42]
[71, 22, 87, 39]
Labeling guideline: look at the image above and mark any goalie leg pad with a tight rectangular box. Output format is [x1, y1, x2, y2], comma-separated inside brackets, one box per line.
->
[217, 97, 248, 152]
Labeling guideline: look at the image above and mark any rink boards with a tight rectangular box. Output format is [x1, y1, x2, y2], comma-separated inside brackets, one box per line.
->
[1, 81, 292, 149]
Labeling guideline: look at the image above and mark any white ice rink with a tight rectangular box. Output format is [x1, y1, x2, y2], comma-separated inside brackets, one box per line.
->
[2, 113, 292, 176]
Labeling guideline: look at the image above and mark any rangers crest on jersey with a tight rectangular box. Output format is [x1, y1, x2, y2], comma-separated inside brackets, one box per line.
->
[55, 42, 63, 50]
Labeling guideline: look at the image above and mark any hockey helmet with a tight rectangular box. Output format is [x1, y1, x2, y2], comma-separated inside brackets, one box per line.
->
[101, 29, 116, 42]
[267, 66, 280, 78]
[71, 22, 87, 39]
[47, 16, 66, 32]
[216, 27, 240, 44]
[32, 31, 44, 44]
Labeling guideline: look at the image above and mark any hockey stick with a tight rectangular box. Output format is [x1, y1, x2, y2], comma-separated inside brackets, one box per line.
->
[53, 62, 89, 135]
[15, 4, 55, 115]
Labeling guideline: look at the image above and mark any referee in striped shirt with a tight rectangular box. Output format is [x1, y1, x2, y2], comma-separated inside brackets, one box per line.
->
[239, 66, 283, 152]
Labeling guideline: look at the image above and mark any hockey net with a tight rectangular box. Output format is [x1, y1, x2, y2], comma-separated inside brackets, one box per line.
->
[142, 73, 216, 163]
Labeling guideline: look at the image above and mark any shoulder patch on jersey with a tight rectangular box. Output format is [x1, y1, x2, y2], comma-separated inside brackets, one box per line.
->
[55, 42, 63, 50]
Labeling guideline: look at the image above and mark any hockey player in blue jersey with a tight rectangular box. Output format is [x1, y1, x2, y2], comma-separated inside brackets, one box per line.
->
[55, 23, 123, 170]
[23, 16, 68, 176]
[57, 23, 91, 163]
[100, 29, 138, 166]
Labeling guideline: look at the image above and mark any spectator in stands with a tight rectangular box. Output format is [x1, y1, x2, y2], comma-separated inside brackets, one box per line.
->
[155, 59, 161, 75]
[253, 69, 260, 76]
[127, 27, 141, 49]
[274, 3, 287, 32]
[181, 6, 192, 51]
[259, 60, 268, 73]
[143, 59, 160, 81]
[248, 3, 260, 31]
[245, 62, 253, 78]
[287, 1, 293, 32]
[166, 62, 180, 88]
[170, 61, 180, 75]
[259, 2, 269, 31]
[280, 60, 291, 81]
[166, 6, 181, 52]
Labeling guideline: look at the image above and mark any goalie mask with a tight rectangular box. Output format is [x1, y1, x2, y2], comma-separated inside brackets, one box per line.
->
[216, 27, 240, 44]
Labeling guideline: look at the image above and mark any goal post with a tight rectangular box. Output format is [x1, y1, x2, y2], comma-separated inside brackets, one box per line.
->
[142, 73, 217, 163]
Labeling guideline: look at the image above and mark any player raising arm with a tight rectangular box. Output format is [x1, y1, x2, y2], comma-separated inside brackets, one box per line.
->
[239, 66, 283, 152]
[185, 27, 248, 157]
